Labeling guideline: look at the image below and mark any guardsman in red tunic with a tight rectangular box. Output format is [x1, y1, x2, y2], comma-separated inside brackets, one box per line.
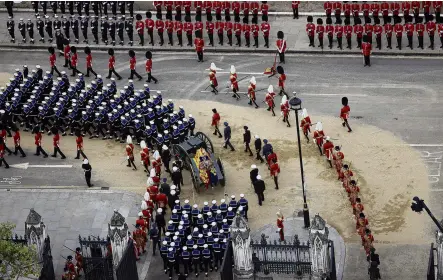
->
[402, 2, 411, 22]
[353, 17, 363, 48]
[265, 85, 276, 116]
[194, 34, 205, 62]
[313, 122, 325, 155]
[251, 1, 259, 24]
[232, 1, 240, 18]
[333, 2, 342, 24]
[324, 1, 332, 18]
[136, 212, 148, 253]
[348, 180, 360, 206]
[248, 76, 259, 108]
[229, 65, 240, 100]
[325, 17, 334, 48]
[384, 16, 393, 49]
[145, 11, 155, 45]
[51, 128, 66, 159]
[155, 14, 164, 46]
[241, 1, 250, 22]
[154, 1, 163, 19]
[204, 1, 212, 21]
[405, 16, 414, 49]
[211, 108, 223, 138]
[306, 16, 315, 47]
[353, 197, 364, 218]
[344, 18, 352, 49]
[234, 17, 242, 46]
[34, 126, 48, 158]
[216, 20, 225, 45]
[140, 140, 150, 172]
[322, 136, 334, 168]
[316, 18, 324, 49]
[270, 158, 281, 189]
[208, 62, 218, 94]
[292, 1, 300, 19]
[438, 20, 443, 48]
[75, 248, 83, 276]
[184, 15, 193, 46]
[364, 18, 373, 45]
[371, 2, 380, 21]
[135, 14, 145, 46]
[276, 211, 284, 241]
[362, 35, 371, 67]
[260, 19, 270, 48]
[106, 48, 122, 80]
[70, 46, 82, 77]
[261, 1, 269, 22]
[63, 40, 71, 68]
[214, 1, 222, 21]
[74, 130, 87, 159]
[194, 0, 203, 22]
[343, 2, 351, 21]
[65, 256, 77, 278]
[206, 16, 215, 46]
[250, 21, 259, 47]
[223, 1, 231, 21]
[12, 127, 26, 157]
[276, 66, 287, 96]
[391, 2, 400, 18]
[128, 50, 142, 80]
[280, 103, 290, 128]
[84, 47, 97, 78]
[226, 20, 233, 46]
[175, 1, 182, 21]
[174, 15, 183, 46]
[427, 15, 436, 49]
[194, 19, 203, 38]
[165, 18, 174, 45]
[332, 145, 344, 175]
[0, 138, 9, 169]
[416, 17, 425, 49]
[300, 108, 311, 142]
[351, 2, 360, 22]
[412, 1, 421, 22]
[276, 31, 287, 63]
[126, 135, 137, 170]
[242, 18, 251, 47]
[362, 2, 370, 22]
[373, 18, 382, 50]
[335, 18, 343, 49]
[362, 229, 374, 256]
[435, 1, 443, 23]
[266, 151, 277, 167]
[132, 224, 143, 257]
[394, 16, 403, 50]
[424, 1, 432, 22]
[164, 1, 174, 20]
[340, 97, 352, 132]
[381, 2, 389, 25]
[183, 0, 191, 18]
[356, 212, 369, 236]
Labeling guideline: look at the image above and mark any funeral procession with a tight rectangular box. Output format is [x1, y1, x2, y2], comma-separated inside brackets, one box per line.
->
[0, 1, 443, 280]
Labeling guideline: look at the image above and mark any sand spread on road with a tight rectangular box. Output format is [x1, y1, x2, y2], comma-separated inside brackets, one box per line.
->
[15, 98, 429, 244]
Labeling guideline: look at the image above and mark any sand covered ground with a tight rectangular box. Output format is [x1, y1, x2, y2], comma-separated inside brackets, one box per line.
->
[14, 97, 430, 245]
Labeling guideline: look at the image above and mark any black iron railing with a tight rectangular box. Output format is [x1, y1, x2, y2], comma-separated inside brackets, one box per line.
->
[428, 243, 436, 280]
[79, 235, 114, 280]
[115, 239, 139, 280]
[219, 239, 234, 280]
[329, 240, 337, 280]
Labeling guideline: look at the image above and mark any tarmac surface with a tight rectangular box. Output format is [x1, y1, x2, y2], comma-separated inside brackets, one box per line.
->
[0, 49, 442, 279]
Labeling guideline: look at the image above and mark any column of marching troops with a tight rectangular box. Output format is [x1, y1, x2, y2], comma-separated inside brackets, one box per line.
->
[306, 1, 443, 50]
[6, 1, 274, 49]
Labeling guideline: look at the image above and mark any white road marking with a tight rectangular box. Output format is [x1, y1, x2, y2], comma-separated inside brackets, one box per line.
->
[296, 83, 420, 89]
[216, 71, 265, 75]
[300, 93, 368, 97]
[410, 144, 443, 147]
[10, 163, 73, 170]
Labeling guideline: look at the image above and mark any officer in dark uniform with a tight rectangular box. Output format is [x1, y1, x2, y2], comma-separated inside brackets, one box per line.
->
[67, 1, 74, 15]
[18, 18, 26, 43]
[239, 193, 249, 220]
[110, 1, 118, 18]
[91, 15, 99, 43]
[32, 1, 39, 17]
[81, 16, 88, 43]
[75, 1, 82, 16]
[7, 17, 15, 43]
[62, 16, 70, 39]
[119, 1, 125, 16]
[58, 1, 66, 14]
[109, 17, 116, 45]
[101, 16, 109, 44]
[70, 15, 79, 43]
[50, 1, 58, 15]
[128, 1, 134, 18]
[82, 1, 90, 16]
[102, 1, 109, 16]
[44, 15, 53, 42]
[160, 241, 169, 273]
[191, 244, 201, 277]
[91, 1, 99, 16]
[40, 1, 48, 16]
[125, 17, 134, 46]
[35, 16, 44, 42]
[117, 17, 125, 45]
[149, 225, 161, 255]
[54, 15, 62, 30]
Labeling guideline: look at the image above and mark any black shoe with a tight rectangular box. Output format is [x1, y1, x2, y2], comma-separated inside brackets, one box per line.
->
[51, 155, 56, 157]
[61, 156, 66, 159]
[43, 155, 48, 158]
[74, 157, 80, 159]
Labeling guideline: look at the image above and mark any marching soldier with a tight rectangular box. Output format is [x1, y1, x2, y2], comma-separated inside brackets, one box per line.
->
[62, 16, 70, 39]
[265, 85, 276, 116]
[192, 245, 201, 277]
[48, 46, 62, 76]
[51, 127, 66, 159]
[7, 16, 15, 43]
[74, 247, 83, 276]
[211, 108, 222, 138]
[125, 17, 134, 46]
[101, 16, 109, 45]
[80, 15, 88, 44]
[91, 15, 99, 44]
[0, 138, 9, 169]
[340, 97, 352, 132]
[70, 15, 79, 43]
[107, 48, 122, 79]
[136, 14, 145, 45]
[146, 51, 158, 83]
[70, 46, 82, 76]
[208, 62, 218, 94]
[270, 158, 280, 189]
[247, 76, 258, 107]
[75, 129, 87, 159]
[118, 17, 125, 45]
[62, 39, 70, 67]
[384, 16, 393, 49]
[316, 18, 324, 49]
[128, 50, 142, 80]
[126, 135, 137, 170]
[12, 127, 26, 157]
[145, 11, 155, 45]
[84, 47, 97, 78]
[109, 17, 116, 46]
[18, 18, 26, 43]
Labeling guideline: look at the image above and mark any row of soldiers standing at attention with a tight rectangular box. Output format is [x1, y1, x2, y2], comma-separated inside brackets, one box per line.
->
[307, 14, 443, 50]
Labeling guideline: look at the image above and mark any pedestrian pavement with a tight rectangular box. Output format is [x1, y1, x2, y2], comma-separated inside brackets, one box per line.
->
[0, 188, 151, 280]
[1, 11, 442, 57]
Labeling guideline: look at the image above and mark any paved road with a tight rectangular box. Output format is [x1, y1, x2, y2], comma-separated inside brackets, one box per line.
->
[1, 50, 442, 279]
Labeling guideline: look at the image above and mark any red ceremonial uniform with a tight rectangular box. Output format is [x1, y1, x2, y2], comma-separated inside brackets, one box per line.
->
[267, 152, 277, 166]
[424, 1, 432, 13]
[206, 21, 215, 34]
[261, 2, 269, 16]
[352, 2, 360, 17]
[225, 21, 233, 35]
[385, 23, 393, 37]
[343, 3, 351, 17]
[75, 252, 83, 272]
[333, 2, 342, 15]
[416, 22, 425, 36]
[210, 72, 218, 87]
[270, 162, 280, 177]
[141, 147, 150, 164]
[70, 53, 78, 67]
[49, 53, 56, 67]
[371, 3, 380, 17]
[155, 19, 164, 32]
[145, 58, 152, 73]
[278, 73, 286, 87]
[156, 193, 168, 208]
[381, 2, 389, 16]
[276, 217, 284, 241]
[344, 25, 352, 38]
[194, 37, 204, 52]
[300, 116, 311, 134]
[145, 18, 154, 32]
[136, 20, 144, 34]
[292, 1, 300, 9]
[394, 23, 403, 37]
[412, 1, 420, 13]
[35, 132, 42, 146]
[405, 23, 414, 36]
[364, 24, 373, 38]
[216, 21, 225, 35]
[234, 22, 242, 36]
[438, 23, 443, 37]
[222, 1, 231, 13]
[390, 2, 400, 16]
[374, 24, 382, 38]
[166, 19, 174, 33]
[13, 131, 20, 147]
[0, 143, 4, 158]
[326, 24, 334, 37]
[323, 141, 334, 160]
[280, 104, 289, 117]
[126, 143, 134, 159]
[362, 2, 370, 17]
[242, 23, 250, 36]
[53, 133, 60, 147]
[85, 54, 92, 68]
[232, 1, 240, 14]
[324, 1, 332, 16]
[174, 21, 183, 35]
[194, 21, 203, 34]
[248, 84, 255, 100]
[261, 22, 270, 36]
[353, 24, 363, 38]
[241, 2, 249, 16]
[335, 25, 343, 38]
[76, 135, 83, 150]
[402, 2, 411, 16]
[108, 55, 115, 69]
[212, 112, 220, 126]
[204, 1, 212, 14]
[129, 57, 136, 70]
[230, 73, 239, 91]
[265, 92, 275, 107]
[427, 21, 436, 35]
[184, 21, 193, 35]
[276, 38, 287, 52]
[306, 23, 315, 37]
[64, 45, 70, 59]
[362, 42, 371, 56]
[183, 1, 191, 13]
[340, 105, 350, 120]
[313, 130, 325, 146]
[148, 185, 159, 202]
[165, 1, 173, 12]
[154, 1, 162, 12]
[251, 2, 259, 15]
[434, 1, 443, 12]
[194, 0, 203, 11]
[316, 25, 325, 38]
[213, 1, 222, 15]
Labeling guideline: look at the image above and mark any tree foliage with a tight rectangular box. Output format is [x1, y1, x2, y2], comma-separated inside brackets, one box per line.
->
[0, 222, 38, 280]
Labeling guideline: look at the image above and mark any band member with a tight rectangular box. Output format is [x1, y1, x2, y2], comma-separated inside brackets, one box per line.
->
[229, 65, 240, 100]
[242, 17, 250, 47]
[83, 46, 97, 78]
[74, 129, 87, 159]
[316, 18, 324, 49]
[313, 122, 325, 155]
[300, 109, 311, 142]
[107, 48, 122, 80]
[51, 127, 66, 159]
[354, 17, 363, 48]
[174, 14, 183, 46]
[184, 15, 193, 46]
[206, 15, 215, 46]
[265, 85, 276, 116]
[322, 136, 334, 168]
[211, 108, 222, 138]
[194, 33, 205, 62]
[276, 31, 286, 64]
[208, 62, 218, 94]
[136, 14, 145, 46]
[126, 135, 137, 170]
[248, 76, 259, 108]
[128, 50, 142, 80]
[12, 127, 26, 157]
[340, 97, 352, 132]
[234, 16, 242, 46]
[216, 19, 224, 45]
[70, 46, 82, 76]
[292, 1, 300, 19]
[405, 16, 414, 49]
[145, 11, 155, 45]
[166, 17, 174, 45]
[145, 51, 158, 83]
[140, 140, 150, 172]
[276, 210, 284, 241]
